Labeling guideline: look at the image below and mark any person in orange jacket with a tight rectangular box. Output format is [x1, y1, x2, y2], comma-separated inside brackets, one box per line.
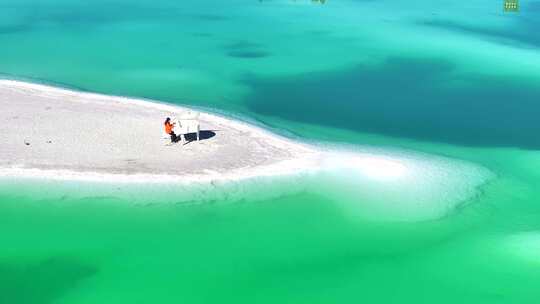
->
[164, 117, 178, 143]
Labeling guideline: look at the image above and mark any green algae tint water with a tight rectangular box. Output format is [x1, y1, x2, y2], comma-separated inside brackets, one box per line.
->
[1, 0, 540, 303]
[1, 170, 540, 304]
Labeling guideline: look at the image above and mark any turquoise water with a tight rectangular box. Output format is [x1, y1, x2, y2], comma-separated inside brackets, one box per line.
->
[1, 0, 540, 303]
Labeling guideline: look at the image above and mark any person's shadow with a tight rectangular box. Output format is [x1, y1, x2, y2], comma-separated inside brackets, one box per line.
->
[180, 130, 217, 145]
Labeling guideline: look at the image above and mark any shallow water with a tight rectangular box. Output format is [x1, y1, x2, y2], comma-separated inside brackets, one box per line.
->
[1, 0, 540, 303]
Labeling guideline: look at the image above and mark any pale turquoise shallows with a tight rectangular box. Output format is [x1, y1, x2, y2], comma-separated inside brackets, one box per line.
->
[1, 0, 540, 303]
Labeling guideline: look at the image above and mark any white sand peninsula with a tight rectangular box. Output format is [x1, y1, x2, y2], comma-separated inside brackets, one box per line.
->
[0, 80, 319, 182]
[0, 80, 494, 220]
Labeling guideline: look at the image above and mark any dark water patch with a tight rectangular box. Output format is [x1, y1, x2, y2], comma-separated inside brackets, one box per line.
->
[0, 257, 98, 304]
[420, 18, 540, 48]
[227, 50, 270, 59]
[224, 40, 269, 59]
[243, 57, 540, 149]
[528, 1, 540, 12]
[0, 24, 33, 35]
[224, 40, 264, 50]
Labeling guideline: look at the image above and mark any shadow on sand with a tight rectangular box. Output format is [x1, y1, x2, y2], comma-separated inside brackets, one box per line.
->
[178, 130, 216, 145]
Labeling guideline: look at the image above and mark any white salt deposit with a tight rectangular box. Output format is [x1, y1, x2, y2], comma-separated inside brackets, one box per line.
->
[0, 80, 494, 221]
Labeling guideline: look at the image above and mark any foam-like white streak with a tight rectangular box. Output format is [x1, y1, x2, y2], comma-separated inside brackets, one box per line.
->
[0, 156, 319, 184]
[314, 148, 493, 221]
[322, 152, 408, 180]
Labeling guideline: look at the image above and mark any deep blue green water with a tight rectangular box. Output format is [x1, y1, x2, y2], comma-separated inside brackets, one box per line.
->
[1, 0, 540, 303]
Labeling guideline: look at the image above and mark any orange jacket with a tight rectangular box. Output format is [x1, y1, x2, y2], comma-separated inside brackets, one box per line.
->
[165, 122, 174, 134]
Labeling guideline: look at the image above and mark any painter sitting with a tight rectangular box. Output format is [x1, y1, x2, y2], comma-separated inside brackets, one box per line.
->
[164, 117, 178, 143]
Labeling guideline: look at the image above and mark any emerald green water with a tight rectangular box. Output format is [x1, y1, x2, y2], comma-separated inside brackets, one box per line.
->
[1, 0, 540, 303]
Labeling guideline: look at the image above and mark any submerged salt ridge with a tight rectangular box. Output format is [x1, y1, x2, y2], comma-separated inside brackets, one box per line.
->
[0, 80, 493, 220]
[2, 148, 493, 222]
[316, 147, 494, 221]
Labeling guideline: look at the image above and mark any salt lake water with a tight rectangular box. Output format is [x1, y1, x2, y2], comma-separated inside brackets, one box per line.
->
[1, 0, 540, 303]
